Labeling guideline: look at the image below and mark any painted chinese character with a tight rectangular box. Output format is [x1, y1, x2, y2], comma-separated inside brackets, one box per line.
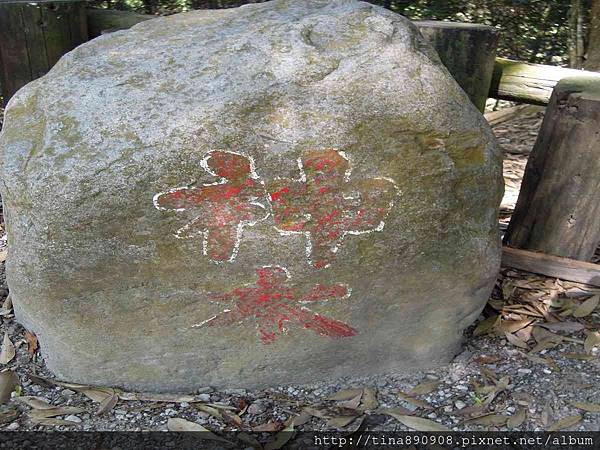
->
[268, 149, 399, 269]
[193, 266, 357, 344]
[153, 150, 269, 263]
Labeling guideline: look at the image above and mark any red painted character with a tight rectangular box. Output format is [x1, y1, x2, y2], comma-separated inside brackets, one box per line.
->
[268, 149, 399, 269]
[153, 150, 269, 263]
[193, 266, 357, 344]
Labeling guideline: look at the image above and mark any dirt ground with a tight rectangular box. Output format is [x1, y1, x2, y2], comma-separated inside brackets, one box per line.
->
[0, 103, 599, 440]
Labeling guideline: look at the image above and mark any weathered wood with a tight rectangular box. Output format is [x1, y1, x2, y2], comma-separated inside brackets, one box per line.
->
[504, 77, 600, 261]
[489, 57, 600, 105]
[502, 247, 600, 288]
[0, 1, 88, 106]
[415, 21, 499, 112]
[87, 8, 153, 38]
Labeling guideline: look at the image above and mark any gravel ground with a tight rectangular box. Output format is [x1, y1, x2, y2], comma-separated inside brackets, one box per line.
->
[0, 104, 599, 439]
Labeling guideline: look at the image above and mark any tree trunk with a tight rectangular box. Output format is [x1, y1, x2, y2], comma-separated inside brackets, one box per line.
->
[586, 0, 600, 71]
[504, 77, 600, 261]
[568, 0, 585, 68]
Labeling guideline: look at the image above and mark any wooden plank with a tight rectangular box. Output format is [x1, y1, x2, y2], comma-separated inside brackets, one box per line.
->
[489, 57, 600, 105]
[504, 77, 600, 261]
[415, 21, 499, 112]
[0, 4, 32, 105]
[502, 247, 600, 287]
[20, 3, 50, 79]
[42, 2, 77, 67]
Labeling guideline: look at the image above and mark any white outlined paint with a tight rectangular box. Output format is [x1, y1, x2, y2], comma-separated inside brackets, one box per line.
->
[153, 150, 270, 264]
[270, 149, 400, 269]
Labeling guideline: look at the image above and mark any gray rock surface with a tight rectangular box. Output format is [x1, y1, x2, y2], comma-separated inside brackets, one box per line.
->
[0, 0, 502, 391]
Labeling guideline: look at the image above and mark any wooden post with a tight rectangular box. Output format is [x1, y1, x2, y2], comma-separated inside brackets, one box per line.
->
[504, 77, 600, 261]
[0, 1, 88, 106]
[415, 21, 499, 112]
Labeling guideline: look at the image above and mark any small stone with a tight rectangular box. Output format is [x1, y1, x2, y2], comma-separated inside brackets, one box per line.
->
[517, 369, 532, 374]
[456, 385, 469, 391]
[61, 389, 76, 397]
[179, 402, 190, 408]
[197, 393, 211, 402]
[543, 369, 552, 374]
[247, 401, 268, 415]
[65, 415, 82, 423]
[6, 422, 19, 430]
[454, 400, 466, 409]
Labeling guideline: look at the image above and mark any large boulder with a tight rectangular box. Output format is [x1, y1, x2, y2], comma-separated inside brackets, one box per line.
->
[0, 0, 502, 391]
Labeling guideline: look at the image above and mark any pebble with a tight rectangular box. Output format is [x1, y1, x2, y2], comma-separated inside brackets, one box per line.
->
[454, 400, 466, 409]
[61, 389, 76, 397]
[247, 401, 267, 415]
[6, 422, 19, 430]
[197, 393, 211, 402]
[543, 369, 552, 374]
[517, 369, 532, 374]
[179, 402, 190, 408]
[65, 415, 82, 423]
[456, 385, 468, 391]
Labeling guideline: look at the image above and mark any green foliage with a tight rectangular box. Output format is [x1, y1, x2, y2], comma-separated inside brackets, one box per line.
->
[88, 0, 587, 65]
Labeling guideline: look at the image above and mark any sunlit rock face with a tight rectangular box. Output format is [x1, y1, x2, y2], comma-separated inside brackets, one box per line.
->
[0, 0, 502, 391]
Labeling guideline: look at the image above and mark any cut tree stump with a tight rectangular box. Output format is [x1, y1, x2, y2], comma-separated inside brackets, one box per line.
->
[415, 21, 499, 112]
[504, 77, 600, 261]
[0, 1, 88, 106]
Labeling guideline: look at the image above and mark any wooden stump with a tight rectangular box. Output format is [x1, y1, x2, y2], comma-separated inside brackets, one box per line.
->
[0, 1, 88, 106]
[415, 21, 499, 112]
[504, 77, 600, 261]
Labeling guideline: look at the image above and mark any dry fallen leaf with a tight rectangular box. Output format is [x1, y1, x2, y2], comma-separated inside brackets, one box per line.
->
[167, 417, 231, 442]
[0, 333, 15, 365]
[473, 355, 501, 364]
[0, 250, 7, 263]
[570, 401, 600, 413]
[386, 413, 450, 431]
[119, 392, 199, 403]
[28, 406, 85, 419]
[264, 419, 294, 450]
[253, 421, 282, 432]
[96, 393, 119, 415]
[505, 332, 529, 349]
[507, 408, 527, 428]
[360, 387, 379, 410]
[17, 396, 55, 410]
[409, 380, 441, 396]
[24, 331, 38, 356]
[563, 353, 596, 361]
[0, 407, 19, 425]
[326, 415, 357, 428]
[337, 393, 362, 410]
[29, 417, 80, 427]
[573, 295, 599, 318]
[326, 388, 363, 401]
[302, 407, 330, 419]
[396, 391, 432, 409]
[539, 321, 585, 332]
[584, 331, 600, 353]
[546, 414, 582, 431]
[473, 315, 500, 336]
[0, 370, 18, 404]
[464, 413, 507, 427]
[500, 319, 533, 334]
[0, 296, 12, 316]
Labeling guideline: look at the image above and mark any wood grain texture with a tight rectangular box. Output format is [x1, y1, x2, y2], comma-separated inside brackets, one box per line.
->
[504, 77, 600, 261]
[489, 58, 600, 105]
[416, 21, 499, 112]
[502, 247, 600, 287]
